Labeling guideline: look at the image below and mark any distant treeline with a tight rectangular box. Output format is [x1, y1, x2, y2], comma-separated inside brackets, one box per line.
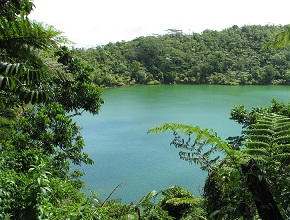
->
[72, 25, 290, 87]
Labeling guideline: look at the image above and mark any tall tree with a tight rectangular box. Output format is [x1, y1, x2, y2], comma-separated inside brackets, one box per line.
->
[0, 2, 104, 218]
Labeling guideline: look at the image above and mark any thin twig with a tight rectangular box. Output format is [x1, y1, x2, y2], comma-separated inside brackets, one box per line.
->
[101, 182, 126, 207]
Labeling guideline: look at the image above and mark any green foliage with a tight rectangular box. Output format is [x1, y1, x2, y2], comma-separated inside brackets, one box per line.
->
[0, 16, 71, 109]
[54, 46, 104, 115]
[230, 99, 290, 130]
[74, 25, 290, 87]
[0, 109, 16, 140]
[3, 1, 290, 219]
[159, 186, 206, 220]
[148, 123, 227, 171]
[149, 111, 290, 219]
[0, 0, 34, 20]
[148, 123, 252, 219]
[6, 103, 93, 174]
[241, 114, 290, 215]
[0, 149, 101, 219]
[138, 190, 175, 220]
[0, 2, 105, 219]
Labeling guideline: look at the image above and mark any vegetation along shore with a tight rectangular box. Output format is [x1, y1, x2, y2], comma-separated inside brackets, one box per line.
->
[1, 0, 290, 219]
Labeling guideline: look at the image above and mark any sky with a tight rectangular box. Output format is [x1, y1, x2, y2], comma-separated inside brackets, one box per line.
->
[29, 0, 290, 47]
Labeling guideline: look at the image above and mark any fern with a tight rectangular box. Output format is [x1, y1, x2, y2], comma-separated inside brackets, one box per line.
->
[245, 142, 269, 149]
[148, 123, 227, 171]
[243, 113, 290, 181]
[241, 148, 268, 157]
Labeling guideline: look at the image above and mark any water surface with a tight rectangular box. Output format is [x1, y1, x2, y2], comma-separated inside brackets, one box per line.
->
[73, 85, 290, 204]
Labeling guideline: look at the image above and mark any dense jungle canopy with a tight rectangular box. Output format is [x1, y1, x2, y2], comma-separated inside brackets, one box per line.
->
[1, 0, 290, 219]
[72, 25, 290, 87]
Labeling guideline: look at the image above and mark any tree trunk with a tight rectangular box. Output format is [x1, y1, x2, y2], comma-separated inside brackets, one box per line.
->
[241, 158, 283, 220]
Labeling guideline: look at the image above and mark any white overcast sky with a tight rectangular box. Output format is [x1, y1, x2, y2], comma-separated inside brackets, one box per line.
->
[29, 0, 290, 47]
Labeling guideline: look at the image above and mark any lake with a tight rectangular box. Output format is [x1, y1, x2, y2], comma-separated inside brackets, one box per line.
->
[73, 85, 290, 204]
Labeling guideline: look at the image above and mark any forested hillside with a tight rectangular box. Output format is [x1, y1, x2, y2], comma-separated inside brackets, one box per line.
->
[73, 25, 290, 87]
[2, 0, 290, 218]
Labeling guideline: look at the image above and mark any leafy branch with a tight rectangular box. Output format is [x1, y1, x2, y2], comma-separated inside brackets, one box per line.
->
[148, 123, 228, 172]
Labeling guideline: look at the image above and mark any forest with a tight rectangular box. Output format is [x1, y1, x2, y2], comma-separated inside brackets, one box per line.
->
[72, 25, 290, 87]
[1, 0, 290, 219]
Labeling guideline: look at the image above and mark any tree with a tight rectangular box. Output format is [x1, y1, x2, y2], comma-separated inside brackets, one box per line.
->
[0, 16, 71, 108]
[54, 47, 103, 115]
[148, 112, 290, 219]
[0, 2, 104, 219]
[263, 25, 290, 49]
[0, 0, 34, 20]
[76, 24, 290, 86]
[241, 158, 283, 220]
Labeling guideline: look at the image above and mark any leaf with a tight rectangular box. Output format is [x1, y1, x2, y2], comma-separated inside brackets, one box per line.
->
[31, 91, 38, 105]
[209, 209, 220, 218]
[136, 190, 158, 207]
[37, 177, 41, 186]
[7, 77, 16, 90]
[0, 76, 7, 90]
[24, 90, 32, 104]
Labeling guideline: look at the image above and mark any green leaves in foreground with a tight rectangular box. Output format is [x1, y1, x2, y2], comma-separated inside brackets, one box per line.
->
[0, 61, 50, 106]
[148, 114, 290, 218]
[0, 62, 25, 91]
[243, 113, 290, 164]
[148, 123, 226, 147]
[148, 123, 227, 171]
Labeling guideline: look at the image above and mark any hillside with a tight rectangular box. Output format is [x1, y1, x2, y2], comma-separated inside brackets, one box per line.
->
[72, 25, 290, 87]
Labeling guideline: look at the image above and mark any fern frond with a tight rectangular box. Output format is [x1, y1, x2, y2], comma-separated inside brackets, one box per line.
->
[247, 134, 272, 142]
[274, 130, 290, 138]
[246, 129, 273, 135]
[148, 123, 226, 150]
[275, 136, 290, 145]
[276, 123, 290, 132]
[276, 144, 290, 152]
[241, 148, 268, 157]
[148, 123, 203, 135]
[148, 123, 227, 171]
[245, 141, 269, 149]
[272, 153, 290, 161]
[243, 113, 290, 167]
[41, 57, 72, 81]
[14, 45, 72, 82]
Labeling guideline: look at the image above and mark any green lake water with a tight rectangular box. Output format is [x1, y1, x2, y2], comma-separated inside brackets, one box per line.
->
[73, 85, 290, 204]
